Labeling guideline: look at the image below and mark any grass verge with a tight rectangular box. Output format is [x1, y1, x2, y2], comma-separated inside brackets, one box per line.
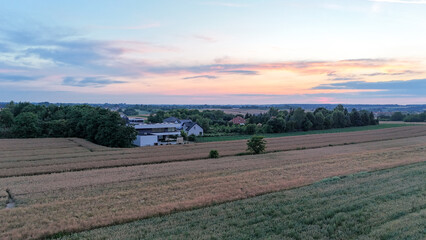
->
[196, 123, 409, 142]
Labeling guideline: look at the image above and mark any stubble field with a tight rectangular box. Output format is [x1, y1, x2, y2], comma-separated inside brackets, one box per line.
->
[0, 125, 425, 239]
[1, 125, 425, 178]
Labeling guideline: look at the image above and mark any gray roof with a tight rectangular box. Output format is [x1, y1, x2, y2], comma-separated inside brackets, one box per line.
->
[183, 122, 198, 131]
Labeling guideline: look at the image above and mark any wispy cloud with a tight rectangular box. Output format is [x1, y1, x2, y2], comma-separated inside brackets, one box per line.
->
[146, 58, 406, 77]
[182, 75, 218, 80]
[312, 78, 426, 96]
[0, 73, 40, 82]
[330, 77, 360, 81]
[87, 23, 161, 30]
[219, 70, 258, 75]
[193, 34, 216, 42]
[362, 70, 420, 76]
[62, 77, 126, 87]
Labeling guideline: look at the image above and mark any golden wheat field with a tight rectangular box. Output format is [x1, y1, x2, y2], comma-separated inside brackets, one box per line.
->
[0, 126, 425, 239]
[1, 125, 425, 178]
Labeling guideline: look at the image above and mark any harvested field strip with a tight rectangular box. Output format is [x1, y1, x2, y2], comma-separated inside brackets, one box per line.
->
[1, 125, 426, 178]
[0, 138, 108, 152]
[0, 136, 425, 239]
[56, 162, 426, 240]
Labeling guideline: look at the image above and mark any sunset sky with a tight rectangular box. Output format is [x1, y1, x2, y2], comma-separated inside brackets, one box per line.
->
[1, 0, 426, 104]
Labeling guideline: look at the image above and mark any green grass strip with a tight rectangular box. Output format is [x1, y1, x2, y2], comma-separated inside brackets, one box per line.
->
[196, 124, 409, 142]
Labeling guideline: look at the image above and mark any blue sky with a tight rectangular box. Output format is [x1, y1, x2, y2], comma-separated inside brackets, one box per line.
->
[1, 0, 426, 104]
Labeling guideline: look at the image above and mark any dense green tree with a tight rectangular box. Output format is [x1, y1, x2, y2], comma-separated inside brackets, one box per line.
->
[314, 112, 325, 130]
[361, 111, 370, 126]
[286, 120, 296, 132]
[332, 110, 345, 128]
[334, 104, 345, 112]
[208, 150, 219, 158]
[0, 109, 14, 128]
[267, 117, 286, 133]
[302, 119, 313, 131]
[12, 112, 42, 138]
[0, 103, 137, 147]
[324, 115, 333, 129]
[306, 112, 316, 128]
[245, 123, 256, 135]
[390, 112, 405, 121]
[350, 109, 362, 126]
[246, 136, 266, 154]
[404, 112, 426, 122]
[292, 108, 306, 129]
[123, 108, 138, 116]
[268, 107, 279, 117]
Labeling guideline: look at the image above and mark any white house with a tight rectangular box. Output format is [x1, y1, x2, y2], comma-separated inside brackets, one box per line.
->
[163, 117, 204, 136]
[183, 122, 204, 136]
[132, 123, 182, 146]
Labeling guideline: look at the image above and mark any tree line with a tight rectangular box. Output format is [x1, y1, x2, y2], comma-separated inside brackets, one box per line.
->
[0, 102, 136, 147]
[385, 111, 426, 122]
[146, 105, 378, 136]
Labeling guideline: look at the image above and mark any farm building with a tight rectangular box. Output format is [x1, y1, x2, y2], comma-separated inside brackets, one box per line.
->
[132, 123, 182, 146]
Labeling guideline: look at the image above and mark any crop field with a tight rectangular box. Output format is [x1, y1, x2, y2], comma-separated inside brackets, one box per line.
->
[58, 162, 426, 240]
[1, 125, 426, 177]
[0, 132, 425, 239]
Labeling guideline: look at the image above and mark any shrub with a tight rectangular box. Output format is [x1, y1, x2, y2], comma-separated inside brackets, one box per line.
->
[247, 135, 266, 154]
[209, 150, 219, 158]
[188, 134, 196, 141]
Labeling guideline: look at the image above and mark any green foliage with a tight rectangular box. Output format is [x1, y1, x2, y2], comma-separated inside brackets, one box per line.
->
[403, 112, 426, 122]
[267, 117, 286, 133]
[314, 112, 325, 130]
[0, 109, 14, 128]
[390, 112, 405, 121]
[245, 123, 256, 135]
[292, 108, 306, 129]
[12, 112, 42, 137]
[208, 150, 219, 158]
[302, 119, 313, 131]
[350, 109, 362, 126]
[188, 134, 196, 141]
[123, 108, 138, 116]
[0, 102, 137, 147]
[332, 110, 345, 128]
[138, 104, 378, 138]
[246, 135, 266, 154]
[180, 130, 188, 140]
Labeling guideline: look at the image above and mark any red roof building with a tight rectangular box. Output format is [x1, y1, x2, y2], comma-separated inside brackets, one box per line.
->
[230, 116, 246, 125]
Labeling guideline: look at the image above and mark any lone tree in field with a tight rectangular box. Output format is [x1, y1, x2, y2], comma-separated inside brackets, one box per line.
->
[247, 135, 266, 154]
[209, 150, 219, 158]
